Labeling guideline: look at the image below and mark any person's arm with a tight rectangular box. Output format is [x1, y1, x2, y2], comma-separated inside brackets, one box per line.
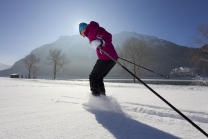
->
[97, 27, 112, 46]
[91, 39, 104, 49]
[88, 26, 105, 49]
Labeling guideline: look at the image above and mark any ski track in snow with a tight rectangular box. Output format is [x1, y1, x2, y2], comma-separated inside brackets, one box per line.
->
[123, 102, 208, 124]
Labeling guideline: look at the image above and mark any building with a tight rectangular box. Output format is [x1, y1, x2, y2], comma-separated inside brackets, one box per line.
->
[10, 74, 19, 78]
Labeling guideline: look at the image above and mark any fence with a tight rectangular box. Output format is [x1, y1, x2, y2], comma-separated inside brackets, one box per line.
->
[65, 79, 204, 86]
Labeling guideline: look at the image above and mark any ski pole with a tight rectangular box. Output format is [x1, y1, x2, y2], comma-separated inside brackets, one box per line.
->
[98, 47, 208, 138]
[119, 57, 169, 79]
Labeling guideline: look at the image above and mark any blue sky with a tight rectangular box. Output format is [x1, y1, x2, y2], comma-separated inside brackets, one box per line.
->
[0, 0, 208, 65]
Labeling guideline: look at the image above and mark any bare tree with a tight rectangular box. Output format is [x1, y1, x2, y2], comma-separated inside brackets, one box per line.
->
[186, 24, 208, 74]
[186, 45, 208, 74]
[23, 53, 40, 79]
[118, 37, 156, 82]
[32, 66, 39, 79]
[190, 24, 208, 47]
[47, 49, 70, 79]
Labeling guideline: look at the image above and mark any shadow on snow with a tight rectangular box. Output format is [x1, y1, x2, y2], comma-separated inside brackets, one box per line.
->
[88, 109, 181, 139]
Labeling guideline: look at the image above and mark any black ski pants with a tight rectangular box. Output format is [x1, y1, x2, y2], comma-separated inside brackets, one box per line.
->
[89, 60, 116, 94]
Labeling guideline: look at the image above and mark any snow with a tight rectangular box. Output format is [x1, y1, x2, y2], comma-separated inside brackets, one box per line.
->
[0, 77, 208, 139]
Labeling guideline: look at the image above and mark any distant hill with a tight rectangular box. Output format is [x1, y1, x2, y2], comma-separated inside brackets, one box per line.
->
[0, 63, 11, 71]
[0, 31, 191, 79]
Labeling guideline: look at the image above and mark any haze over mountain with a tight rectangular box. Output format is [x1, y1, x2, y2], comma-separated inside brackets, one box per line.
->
[0, 31, 190, 79]
[0, 63, 11, 71]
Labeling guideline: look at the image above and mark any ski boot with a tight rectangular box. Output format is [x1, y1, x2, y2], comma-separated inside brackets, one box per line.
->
[91, 88, 100, 97]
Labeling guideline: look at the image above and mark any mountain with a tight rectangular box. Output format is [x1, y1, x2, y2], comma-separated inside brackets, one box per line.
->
[0, 63, 11, 71]
[0, 31, 190, 79]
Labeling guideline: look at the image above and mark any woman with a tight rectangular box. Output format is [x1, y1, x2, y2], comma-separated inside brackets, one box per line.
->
[79, 21, 118, 96]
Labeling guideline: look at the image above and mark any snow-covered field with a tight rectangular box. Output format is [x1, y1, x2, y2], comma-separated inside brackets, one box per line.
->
[0, 77, 207, 139]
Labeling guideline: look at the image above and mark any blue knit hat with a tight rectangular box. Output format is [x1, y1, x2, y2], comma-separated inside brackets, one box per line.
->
[79, 22, 87, 34]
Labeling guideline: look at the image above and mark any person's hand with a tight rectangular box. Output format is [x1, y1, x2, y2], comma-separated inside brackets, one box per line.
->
[91, 39, 104, 49]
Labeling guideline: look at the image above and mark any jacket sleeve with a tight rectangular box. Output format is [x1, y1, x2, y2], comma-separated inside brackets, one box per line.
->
[97, 27, 112, 46]
[86, 23, 112, 46]
[86, 21, 112, 45]
[87, 27, 99, 43]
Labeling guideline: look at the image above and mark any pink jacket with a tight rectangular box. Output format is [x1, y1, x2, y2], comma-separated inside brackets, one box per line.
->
[84, 21, 118, 60]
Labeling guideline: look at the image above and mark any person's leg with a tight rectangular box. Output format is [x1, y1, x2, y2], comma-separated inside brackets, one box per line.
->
[89, 60, 104, 96]
[89, 60, 116, 95]
[89, 76, 100, 96]
[89, 60, 116, 96]
[97, 60, 116, 95]
[97, 77, 105, 95]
